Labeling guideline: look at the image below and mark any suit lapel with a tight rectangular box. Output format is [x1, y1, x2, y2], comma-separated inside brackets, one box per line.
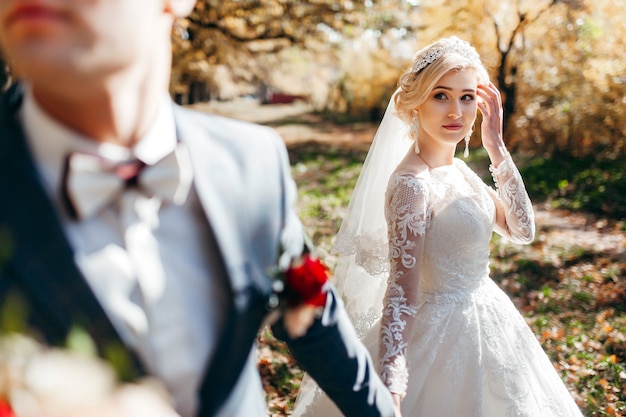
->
[174, 106, 270, 416]
[173, 105, 256, 302]
[0, 85, 144, 381]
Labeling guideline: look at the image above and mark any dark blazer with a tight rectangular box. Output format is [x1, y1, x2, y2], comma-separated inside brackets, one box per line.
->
[0, 84, 393, 417]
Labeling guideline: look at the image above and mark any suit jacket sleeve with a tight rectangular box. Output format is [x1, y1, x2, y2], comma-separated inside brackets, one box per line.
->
[272, 290, 394, 417]
[270, 137, 394, 417]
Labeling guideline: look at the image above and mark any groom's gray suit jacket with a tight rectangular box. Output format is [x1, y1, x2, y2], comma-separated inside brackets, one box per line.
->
[0, 84, 393, 417]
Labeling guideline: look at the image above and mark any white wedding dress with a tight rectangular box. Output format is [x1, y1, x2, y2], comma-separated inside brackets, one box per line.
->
[293, 155, 582, 417]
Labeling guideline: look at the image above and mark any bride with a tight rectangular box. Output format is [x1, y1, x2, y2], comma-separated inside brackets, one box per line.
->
[292, 37, 583, 417]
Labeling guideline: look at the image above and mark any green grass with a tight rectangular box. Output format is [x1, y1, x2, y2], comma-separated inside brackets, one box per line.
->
[521, 154, 626, 220]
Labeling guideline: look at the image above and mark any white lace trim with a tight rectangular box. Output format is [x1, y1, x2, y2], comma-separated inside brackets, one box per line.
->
[489, 155, 536, 244]
[351, 306, 382, 339]
[379, 282, 417, 396]
[332, 230, 390, 275]
[378, 174, 425, 396]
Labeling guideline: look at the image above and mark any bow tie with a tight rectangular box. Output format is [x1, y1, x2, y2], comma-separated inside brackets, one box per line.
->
[61, 143, 193, 220]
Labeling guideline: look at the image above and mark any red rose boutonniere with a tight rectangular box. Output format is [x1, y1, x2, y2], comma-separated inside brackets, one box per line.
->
[271, 252, 330, 338]
[283, 254, 329, 308]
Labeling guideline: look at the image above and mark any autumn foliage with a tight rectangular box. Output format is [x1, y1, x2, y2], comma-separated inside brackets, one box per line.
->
[172, 0, 625, 157]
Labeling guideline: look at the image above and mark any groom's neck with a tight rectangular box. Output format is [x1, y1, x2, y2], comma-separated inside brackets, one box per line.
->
[31, 75, 166, 148]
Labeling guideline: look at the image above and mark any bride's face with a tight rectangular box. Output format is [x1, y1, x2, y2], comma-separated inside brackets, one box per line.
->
[415, 69, 479, 149]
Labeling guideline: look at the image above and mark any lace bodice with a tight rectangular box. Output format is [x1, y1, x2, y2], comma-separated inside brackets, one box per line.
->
[378, 155, 535, 396]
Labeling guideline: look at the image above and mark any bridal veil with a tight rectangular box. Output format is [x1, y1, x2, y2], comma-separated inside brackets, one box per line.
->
[293, 88, 412, 416]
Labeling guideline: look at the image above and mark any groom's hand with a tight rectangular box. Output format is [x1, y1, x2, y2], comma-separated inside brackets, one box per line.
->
[283, 303, 322, 338]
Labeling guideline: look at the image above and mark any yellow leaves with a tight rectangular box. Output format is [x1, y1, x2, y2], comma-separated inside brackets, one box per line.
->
[597, 376, 624, 416]
[598, 378, 610, 389]
[541, 326, 564, 343]
[607, 354, 618, 364]
[531, 307, 625, 414]
[605, 404, 619, 417]
[597, 308, 616, 323]
[256, 330, 303, 417]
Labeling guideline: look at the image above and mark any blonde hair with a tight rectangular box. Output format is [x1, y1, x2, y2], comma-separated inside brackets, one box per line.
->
[394, 37, 490, 139]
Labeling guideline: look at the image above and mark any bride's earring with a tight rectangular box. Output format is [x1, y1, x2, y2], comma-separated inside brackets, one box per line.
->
[463, 127, 473, 158]
[411, 111, 420, 154]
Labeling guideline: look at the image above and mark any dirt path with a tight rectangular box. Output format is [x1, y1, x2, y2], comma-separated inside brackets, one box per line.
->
[535, 208, 626, 257]
[190, 99, 376, 150]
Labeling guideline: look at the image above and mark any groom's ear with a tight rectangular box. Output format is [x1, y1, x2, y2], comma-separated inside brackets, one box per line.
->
[165, 0, 196, 18]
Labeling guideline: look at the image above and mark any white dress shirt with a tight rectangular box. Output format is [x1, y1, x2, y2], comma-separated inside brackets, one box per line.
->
[20, 87, 266, 417]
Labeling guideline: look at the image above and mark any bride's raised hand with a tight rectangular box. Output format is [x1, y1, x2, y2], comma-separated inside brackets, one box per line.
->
[477, 82, 507, 165]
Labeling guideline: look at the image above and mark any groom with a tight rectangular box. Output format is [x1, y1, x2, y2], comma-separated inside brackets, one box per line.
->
[0, 0, 393, 416]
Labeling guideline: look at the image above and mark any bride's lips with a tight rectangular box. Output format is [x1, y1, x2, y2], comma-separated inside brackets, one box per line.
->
[4, 3, 66, 28]
[443, 123, 463, 131]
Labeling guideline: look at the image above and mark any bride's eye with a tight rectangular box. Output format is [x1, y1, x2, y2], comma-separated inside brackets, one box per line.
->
[461, 94, 475, 101]
[434, 92, 447, 100]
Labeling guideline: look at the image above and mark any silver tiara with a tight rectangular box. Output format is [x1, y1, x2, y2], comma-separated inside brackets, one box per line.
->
[411, 37, 481, 73]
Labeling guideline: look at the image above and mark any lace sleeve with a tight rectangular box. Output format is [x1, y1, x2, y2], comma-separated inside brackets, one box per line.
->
[489, 154, 536, 244]
[378, 175, 430, 398]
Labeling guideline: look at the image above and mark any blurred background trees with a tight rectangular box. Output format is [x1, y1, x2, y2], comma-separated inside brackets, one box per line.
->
[1, 0, 621, 156]
[171, 0, 625, 157]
